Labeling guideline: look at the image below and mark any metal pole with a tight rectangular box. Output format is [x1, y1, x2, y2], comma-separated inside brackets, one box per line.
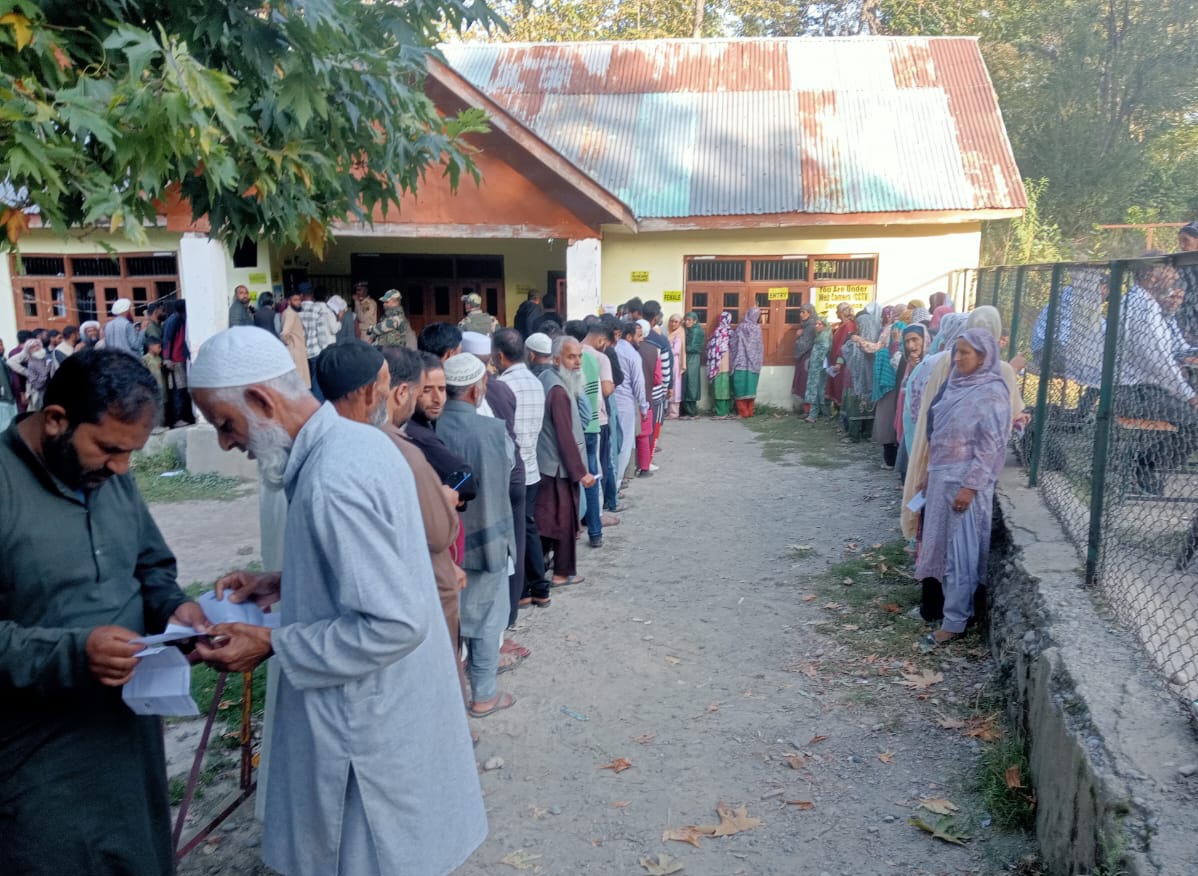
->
[1028, 264, 1064, 487]
[1007, 265, 1027, 361]
[1085, 259, 1125, 587]
[991, 267, 1001, 307]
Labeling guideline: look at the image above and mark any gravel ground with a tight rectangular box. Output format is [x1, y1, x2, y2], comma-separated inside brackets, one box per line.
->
[168, 415, 1038, 875]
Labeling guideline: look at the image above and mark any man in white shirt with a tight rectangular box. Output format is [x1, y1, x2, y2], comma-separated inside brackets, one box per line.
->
[493, 328, 551, 606]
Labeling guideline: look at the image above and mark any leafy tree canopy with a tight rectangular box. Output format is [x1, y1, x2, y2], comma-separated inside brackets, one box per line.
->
[0, 0, 502, 253]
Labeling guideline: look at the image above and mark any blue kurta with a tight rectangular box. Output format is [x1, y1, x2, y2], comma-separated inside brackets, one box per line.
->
[265, 404, 486, 876]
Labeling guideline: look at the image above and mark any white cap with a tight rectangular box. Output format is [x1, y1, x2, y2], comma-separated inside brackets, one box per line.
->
[111, 298, 132, 316]
[460, 331, 491, 355]
[190, 326, 297, 389]
[525, 332, 552, 355]
[636, 318, 651, 336]
[443, 352, 486, 387]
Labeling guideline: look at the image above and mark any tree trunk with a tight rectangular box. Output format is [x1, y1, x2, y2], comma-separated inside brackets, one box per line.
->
[692, 0, 704, 37]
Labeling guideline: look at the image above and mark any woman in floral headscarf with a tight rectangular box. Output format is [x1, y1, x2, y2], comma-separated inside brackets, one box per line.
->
[729, 306, 764, 418]
[705, 311, 733, 417]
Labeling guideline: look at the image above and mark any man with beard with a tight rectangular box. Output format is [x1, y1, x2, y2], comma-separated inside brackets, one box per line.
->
[279, 290, 310, 388]
[0, 348, 210, 875]
[187, 327, 486, 876]
[316, 341, 392, 428]
[436, 353, 517, 719]
[537, 336, 595, 586]
[404, 352, 478, 503]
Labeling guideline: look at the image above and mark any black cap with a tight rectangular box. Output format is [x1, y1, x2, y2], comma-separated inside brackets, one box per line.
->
[1181, 222, 1198, 239]
[316, 341, 385, 402]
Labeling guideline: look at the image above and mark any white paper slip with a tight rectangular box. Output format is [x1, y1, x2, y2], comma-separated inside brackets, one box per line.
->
[122, 646, 199, 716]
[198, 590, 279, 628]
[134, 622, 200, 651]
[905, 490, 927, 513]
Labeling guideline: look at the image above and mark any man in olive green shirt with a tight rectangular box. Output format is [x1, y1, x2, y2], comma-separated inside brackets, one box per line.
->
[0, 348, 208, 875]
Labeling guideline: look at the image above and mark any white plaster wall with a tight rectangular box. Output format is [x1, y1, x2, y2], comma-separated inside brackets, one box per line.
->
[0, 255, 14, 350]
[565, 238, 601, 319]
[179, 234, 230, 358]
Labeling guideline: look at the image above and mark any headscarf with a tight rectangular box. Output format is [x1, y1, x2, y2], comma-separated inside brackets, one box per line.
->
[844, 303, 881, 399]
[684, 311, 706, 354]
[668, 313, 686, 373]
[730, 306, 764, 373]
[911, 306, 932, 326]
[930, 304, 954, 331]
[792, 303, 818, 360]
[929, 311, 969, 355]
[927, 328, 1009, 442]
[872, 320, 905, 401]
[705, 311, 732, 380]
[966, 304, 1003, 343]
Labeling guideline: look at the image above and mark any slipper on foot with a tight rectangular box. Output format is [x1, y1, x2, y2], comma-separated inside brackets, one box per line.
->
[469, 692, 516, 718]
[552, 575, 585, 587]
[497, 653, 526, 675]
[500, 640, 531, 658]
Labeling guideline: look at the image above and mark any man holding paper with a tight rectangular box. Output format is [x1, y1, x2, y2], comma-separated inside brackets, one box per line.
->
[187, 327, 485, 876]
[0, 349, 209, 875]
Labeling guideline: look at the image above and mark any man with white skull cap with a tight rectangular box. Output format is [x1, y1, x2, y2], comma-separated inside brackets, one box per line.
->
[187, 327, 486, 876]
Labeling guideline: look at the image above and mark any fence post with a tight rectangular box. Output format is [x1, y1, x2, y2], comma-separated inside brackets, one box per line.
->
[1028, 263, 1064, 487]
[992, 267, 1002, 307]
[1085, 260, 1126, 587]
[1007, 265, 1027, 360]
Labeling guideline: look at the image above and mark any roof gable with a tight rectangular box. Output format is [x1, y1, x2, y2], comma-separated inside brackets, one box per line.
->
[440, 37, 1025, 222]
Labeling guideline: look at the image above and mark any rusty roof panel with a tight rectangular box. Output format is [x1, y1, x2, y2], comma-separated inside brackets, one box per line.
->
[439, 37, 1025, 219]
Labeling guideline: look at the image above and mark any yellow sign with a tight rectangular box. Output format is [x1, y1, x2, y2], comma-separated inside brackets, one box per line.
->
[630, 271, 649, 283]
[662, 290, 684, 303]
[248, 272, 268, 285]
[516, 284, 531, 296]
[813, 284, 874, 317]
[767, 287, 790, 300]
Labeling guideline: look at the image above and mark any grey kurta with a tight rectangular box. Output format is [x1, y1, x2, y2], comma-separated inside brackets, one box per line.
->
[0, 422, 186, 875]
[264, 404, 485, 876]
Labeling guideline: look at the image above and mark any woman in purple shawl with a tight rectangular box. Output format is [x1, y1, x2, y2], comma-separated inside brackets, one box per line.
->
[914, 328, 1011, 649]
[730, 306, 764, 418]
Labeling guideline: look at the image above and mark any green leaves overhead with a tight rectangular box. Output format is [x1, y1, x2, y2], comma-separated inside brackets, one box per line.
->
[0, 0, 501, 252]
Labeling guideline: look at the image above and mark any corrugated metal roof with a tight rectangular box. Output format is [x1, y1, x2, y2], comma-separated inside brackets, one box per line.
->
[438, 37, 1025, 220]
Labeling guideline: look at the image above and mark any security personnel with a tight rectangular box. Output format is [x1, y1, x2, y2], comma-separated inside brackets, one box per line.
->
[458, 292, 500, 336]
[367, 289, 413, 348]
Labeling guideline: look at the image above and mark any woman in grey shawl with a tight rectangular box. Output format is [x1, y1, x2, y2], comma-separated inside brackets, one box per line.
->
[790, 303, 818, 412]
[840, 302, 881, 423]
[730, 306, 765, 417]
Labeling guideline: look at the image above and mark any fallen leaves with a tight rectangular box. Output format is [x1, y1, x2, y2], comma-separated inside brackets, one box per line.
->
[632, 733, 657, 745]
[802, 593, 818, 602]
[909, 815, 970, 846]
[611, 800, 631, 809]
[899, 670, 944, 691]
[640, 854, 684, 875]
[878, 751, 894, 764]
[1005, 765, 1024, 789]
[937, 713, 1003, 742]
[784, 754, 807, 770]
[500, 848, 542, 870]
[881, 603, 902, 614]
[808, 734, 828, 745]
[786, 799, 816, 810]
[919, 797, 960, 816]
[662, 802, 762, 848]
[706, 702, 721, 713]
[599, 758, 633, 774]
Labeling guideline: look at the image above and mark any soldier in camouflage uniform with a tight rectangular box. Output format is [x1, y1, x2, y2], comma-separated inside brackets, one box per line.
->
[458, 292, 500, 336]
[368, 289, 412, 348]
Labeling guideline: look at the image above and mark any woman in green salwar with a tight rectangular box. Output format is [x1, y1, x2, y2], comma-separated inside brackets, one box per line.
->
[705, 311, 733, 417]
[681, 311, 705, 417]
[729, 306, 764, 418]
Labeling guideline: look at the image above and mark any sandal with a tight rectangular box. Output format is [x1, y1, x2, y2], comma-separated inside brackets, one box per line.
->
[500, 640, 531, 658]
[551, 575, 585, 587]
[919, 631, 959, 653]
[497, 652, 526, 674]
[469, 692, 516, 718]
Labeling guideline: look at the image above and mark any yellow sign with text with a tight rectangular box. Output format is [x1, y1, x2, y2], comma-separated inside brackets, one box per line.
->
[767, 287, 790, 300]
[813, 284, 874, 318]
[662, 290, 684, 303]
[630, 271, 649, 283]
[248, 272, 268, 285]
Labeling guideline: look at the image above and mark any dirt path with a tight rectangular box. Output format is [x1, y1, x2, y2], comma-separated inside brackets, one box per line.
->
[151, 495, 262, 588]
[176, 417, 1036, 875]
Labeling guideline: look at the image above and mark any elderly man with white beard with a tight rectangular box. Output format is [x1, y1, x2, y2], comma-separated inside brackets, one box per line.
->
[536, 336, 595, 588]
[185, 327, 486, 876]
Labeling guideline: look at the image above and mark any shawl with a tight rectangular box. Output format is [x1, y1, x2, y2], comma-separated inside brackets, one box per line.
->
[926, 328, 1009, 443]
[930, 304, 954, 331]
[966, 304, 1003, 342]
[730, 306, 764, 373]
[705, 312, 733, 380]
[792, 304, 818, 359]
[911, 306, 932, 326]
[844, 303, 880, 400]
[894, 323, 930, 442]
[684, 312, 706, 355]
[872, 320, 905, 401]
[929, 311, 969, 355]
[810, 326, 833, 368]
[667, 315, 686, 374]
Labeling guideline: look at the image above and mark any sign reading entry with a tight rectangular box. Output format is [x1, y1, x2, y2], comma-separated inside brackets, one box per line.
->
[767, 287, 789, 300]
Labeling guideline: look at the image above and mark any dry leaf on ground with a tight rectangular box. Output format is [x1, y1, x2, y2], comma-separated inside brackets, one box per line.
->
[786, 800, 816, 810]
[662, 826, 706, 848]
[705, 802, 762, 837]
[964, 715, 1004, 742]
[599, 758, 633, 773]
[881, 603, 902, 614]
[632, 733, 657, 744]
[899, 670, 944, 690]
[640, 854, 684, 875]
[919, 797, 959, 816]
[1005, 765, 1023, 789]
[802, 594, 818, 602]
[611, 800, 631, 809]
[878, 751, 894, 764]
[706, 702, 721, 712]
[937, 715, 967, 729]
[809, 734, 829, 745]
[500, 849, 542, 870]
[908, 816, 970, 846]
[528, 805, 548, 819]
[784, 754, 807, 769]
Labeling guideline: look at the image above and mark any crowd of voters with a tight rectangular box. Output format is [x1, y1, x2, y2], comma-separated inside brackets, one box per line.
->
[3, 223, 1197, 875]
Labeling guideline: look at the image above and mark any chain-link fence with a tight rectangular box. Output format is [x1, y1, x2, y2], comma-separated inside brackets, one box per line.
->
[968, 253, 1198, 720]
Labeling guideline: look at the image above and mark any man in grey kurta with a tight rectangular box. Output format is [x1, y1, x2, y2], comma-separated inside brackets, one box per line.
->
[189, 327, 485, 876]
[0, 348, 209, 875]
[437, 353, 517, 718]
